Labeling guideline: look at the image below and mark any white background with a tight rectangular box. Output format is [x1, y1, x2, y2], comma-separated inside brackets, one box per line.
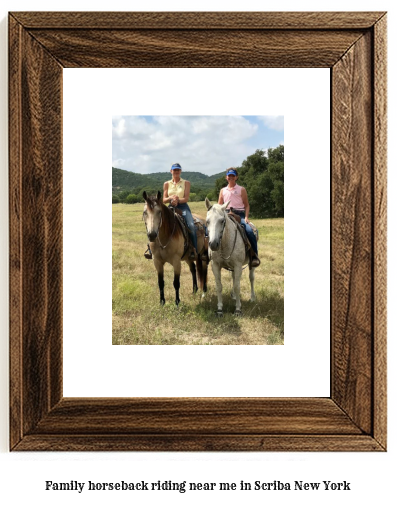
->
[0, 1, 395, 507]
[63, 68, 330, 397]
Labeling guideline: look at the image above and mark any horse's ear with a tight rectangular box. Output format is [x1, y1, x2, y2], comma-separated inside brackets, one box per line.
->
[157, 190, 162, 202]
[143, 191, 148, 201]
[221, 200, 230, 211]
[205, 197, 212, 210]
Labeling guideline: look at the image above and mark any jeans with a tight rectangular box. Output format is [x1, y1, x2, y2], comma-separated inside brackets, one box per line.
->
[231, 210, 258, 255]
[175, 203, 197, 251]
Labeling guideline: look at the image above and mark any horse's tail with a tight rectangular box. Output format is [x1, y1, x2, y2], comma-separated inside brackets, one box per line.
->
[196, 256, 207, 292]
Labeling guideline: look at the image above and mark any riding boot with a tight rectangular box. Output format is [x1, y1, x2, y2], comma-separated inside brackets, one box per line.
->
[144, 245, 152, 260]
[249, 249, 260, 268]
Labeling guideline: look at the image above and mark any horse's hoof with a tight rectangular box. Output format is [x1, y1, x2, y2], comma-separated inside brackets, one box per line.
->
[160, 300, 165, 306]
[215, 310, 224, 318]
[234, 310, 242, 317]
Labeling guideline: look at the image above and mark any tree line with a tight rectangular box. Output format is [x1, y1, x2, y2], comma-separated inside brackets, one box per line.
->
[113, 145, 284, 218]
[214, 145, 284, 218]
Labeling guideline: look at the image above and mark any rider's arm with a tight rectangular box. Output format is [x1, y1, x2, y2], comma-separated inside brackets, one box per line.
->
[218, 189, 224, 205]
[163, 181, 172, 204]
[241, 187, 250, 221]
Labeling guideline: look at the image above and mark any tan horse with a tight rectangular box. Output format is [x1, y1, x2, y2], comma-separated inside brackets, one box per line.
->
[143, 191, 208, 305]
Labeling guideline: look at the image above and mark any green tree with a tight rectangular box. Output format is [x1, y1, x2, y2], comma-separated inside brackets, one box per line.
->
[215, 146, 284, 218]
[118, 190, 130, 203]
[206, 189, 219, 202]
[112, 195, 120, 204]
[126, 194, 139, 204]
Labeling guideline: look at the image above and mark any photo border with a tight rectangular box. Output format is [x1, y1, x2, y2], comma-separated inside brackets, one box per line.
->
[9, 11, 387, 451]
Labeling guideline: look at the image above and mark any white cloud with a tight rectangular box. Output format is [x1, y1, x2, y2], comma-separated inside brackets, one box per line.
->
[259, 115, 284, 131]
[112, 115, 260, 175]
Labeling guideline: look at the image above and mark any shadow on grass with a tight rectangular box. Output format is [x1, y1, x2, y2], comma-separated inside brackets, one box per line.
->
[112, 286, 283, 345]
[194, 289, 284, 337]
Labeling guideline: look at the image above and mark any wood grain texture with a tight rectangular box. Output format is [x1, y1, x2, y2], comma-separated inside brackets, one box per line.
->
[373, 15, 387, 449]
[9, 16, 64, 447]
[32, 398, 362, 435]
[12, 11, 386, 29]
[14, 435, 383, 452]
[8, 11, 387, 452]
[27, 29, 364, 68]
[332, 32, 373, 434]
[9, 15, 23, 450]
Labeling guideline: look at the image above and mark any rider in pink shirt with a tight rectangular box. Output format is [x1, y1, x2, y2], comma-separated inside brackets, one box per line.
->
[218, 168, 260, 267]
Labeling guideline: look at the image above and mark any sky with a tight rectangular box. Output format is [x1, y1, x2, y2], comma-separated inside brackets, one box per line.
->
[112, 115, 284, 176]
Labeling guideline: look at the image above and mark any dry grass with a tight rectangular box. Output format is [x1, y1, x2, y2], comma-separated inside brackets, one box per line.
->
[112, 201, 284, 345]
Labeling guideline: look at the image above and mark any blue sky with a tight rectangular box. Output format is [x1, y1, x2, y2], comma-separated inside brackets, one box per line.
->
[112, 115, 284, 176]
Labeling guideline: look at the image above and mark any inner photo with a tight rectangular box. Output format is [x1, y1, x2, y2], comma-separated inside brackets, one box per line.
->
[112, 115, 284, 345]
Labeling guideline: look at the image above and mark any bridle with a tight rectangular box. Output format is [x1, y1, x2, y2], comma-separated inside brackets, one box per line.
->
[143, 203, 177, 249]
[208, 208, 238, 260]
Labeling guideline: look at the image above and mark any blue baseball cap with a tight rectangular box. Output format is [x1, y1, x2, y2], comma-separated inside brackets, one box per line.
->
[226, 169, 237, 176]
[171, 163, 182, 170]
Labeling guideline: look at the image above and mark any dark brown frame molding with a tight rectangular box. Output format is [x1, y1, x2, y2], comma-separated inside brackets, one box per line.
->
[9, 11, 387, 451]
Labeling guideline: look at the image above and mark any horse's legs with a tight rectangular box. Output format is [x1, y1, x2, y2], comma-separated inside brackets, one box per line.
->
[211, 262, 223, 315]
[172, 258, 182, 305]
[202, 260, 208, 295]
[188, 261, 198, 293]
[232, 264, 243, 315]
[157, 272, 165, 305]
[195, 257, 208, 296]
[231, 270, 236, 299]
[154, 258, 165, 305]
[249, 266, 256, 302]
[173, 273, 180, 306]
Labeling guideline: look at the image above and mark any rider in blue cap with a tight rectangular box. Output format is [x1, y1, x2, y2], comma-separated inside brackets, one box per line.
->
[218, 168, 260, 267]
[144, 163, 198, 260]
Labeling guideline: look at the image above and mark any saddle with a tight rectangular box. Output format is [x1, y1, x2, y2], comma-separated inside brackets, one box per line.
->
[168, 205, 205, 238]
[227, 210, 259, 269]
[227, 213, 251, 252]
[168, 206, 207, 259]
[228, 210, 241, 224]
[169, 205, 183, 217]
[227, 208, 259, 241]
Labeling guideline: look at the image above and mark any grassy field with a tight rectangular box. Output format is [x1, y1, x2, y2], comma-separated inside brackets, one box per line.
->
[113, 201, 284, 345]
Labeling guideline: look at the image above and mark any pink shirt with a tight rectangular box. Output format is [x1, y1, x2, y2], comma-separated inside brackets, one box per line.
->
[221, 184, 245, 210]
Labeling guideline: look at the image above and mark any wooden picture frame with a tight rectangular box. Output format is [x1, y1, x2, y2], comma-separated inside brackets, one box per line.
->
[9, 11, 387, 451]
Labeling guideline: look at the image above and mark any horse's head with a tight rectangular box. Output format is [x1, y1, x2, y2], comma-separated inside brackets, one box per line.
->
[205, 198, 230, 251]
[143, 190, 163, 241]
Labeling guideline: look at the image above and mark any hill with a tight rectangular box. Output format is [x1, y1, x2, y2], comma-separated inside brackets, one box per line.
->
[112, 167, 224, 200]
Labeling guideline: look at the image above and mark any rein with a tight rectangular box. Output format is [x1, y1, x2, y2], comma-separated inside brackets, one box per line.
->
[218, 211, 238, 260]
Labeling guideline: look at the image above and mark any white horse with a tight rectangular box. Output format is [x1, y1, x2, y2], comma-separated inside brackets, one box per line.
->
[205, 198, 256, 316]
